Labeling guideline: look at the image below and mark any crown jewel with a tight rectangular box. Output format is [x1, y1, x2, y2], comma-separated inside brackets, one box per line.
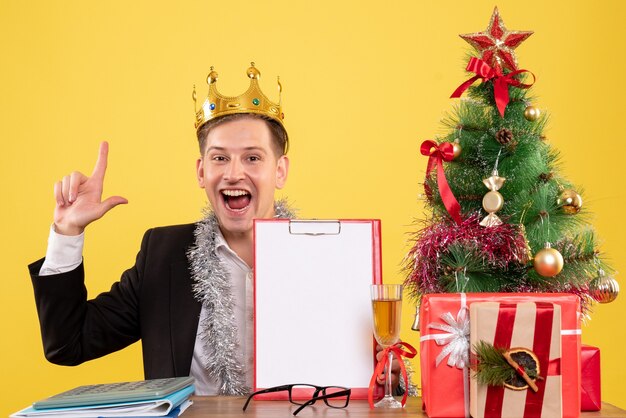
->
[193, 62, 284, 131]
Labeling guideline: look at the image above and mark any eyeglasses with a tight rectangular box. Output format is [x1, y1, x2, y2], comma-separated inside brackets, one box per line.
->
[242, 384, 351, 416]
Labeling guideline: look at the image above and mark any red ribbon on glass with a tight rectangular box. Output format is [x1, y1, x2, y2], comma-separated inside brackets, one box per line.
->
[367, 341, 417, 408]
[421, 140, 462, 225]
[450, 57, 535, 117]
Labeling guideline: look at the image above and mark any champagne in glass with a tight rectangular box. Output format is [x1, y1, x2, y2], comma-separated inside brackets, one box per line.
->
[372, 298, 402, 347]
[370, 284, 403, 408]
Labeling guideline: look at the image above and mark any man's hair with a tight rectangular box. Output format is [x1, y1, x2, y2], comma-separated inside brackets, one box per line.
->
[196, 113, 288, 157]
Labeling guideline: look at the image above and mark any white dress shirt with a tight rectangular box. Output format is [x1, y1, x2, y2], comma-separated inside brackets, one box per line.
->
[39, 225, 254, 395]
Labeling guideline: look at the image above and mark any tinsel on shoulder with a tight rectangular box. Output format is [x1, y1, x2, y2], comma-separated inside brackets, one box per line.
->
[404, 7, 617, 314]
[187, 198, 295, 396]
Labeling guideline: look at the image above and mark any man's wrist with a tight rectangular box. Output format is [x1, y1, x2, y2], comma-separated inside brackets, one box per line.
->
[53, 223, 85, 236]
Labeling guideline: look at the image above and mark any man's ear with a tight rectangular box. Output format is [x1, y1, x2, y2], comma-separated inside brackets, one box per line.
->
[196, 158, 205, 188]
[275, 155, 289, 189]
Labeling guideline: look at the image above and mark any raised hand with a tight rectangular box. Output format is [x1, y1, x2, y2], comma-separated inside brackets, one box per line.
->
[53, 142, 128, 235]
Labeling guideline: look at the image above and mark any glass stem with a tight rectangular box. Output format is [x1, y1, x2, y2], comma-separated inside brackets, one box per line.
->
[385, 351, 394, 398]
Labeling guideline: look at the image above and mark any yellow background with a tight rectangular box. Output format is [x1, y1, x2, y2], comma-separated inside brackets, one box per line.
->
[1, 0, 624, 414]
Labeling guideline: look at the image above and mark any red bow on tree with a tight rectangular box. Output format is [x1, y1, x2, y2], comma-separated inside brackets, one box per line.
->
[450, 57, 535, 117]
[421, 140, 462, 225]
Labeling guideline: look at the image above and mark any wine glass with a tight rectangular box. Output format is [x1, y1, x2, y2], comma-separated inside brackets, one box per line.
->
[370, 284, 403, 408]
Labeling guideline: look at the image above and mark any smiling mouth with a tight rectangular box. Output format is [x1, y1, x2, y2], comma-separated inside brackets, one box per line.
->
[222, 189, 251, 211]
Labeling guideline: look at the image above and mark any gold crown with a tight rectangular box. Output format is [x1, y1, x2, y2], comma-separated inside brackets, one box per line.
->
[193, 62, 284, 131]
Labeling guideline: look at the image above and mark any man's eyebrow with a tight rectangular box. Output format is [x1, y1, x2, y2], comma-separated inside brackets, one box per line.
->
[205, 146, 267, 153]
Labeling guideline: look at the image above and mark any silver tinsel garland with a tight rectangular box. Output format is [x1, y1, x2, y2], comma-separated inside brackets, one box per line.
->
[401, 358, 419, 397]
[187, 199, 295, 395]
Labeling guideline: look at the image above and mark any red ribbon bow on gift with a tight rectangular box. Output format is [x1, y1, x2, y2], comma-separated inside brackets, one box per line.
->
[451, 57, 535, 117]
[368, 341, 417, 408]
[421, 140, 462, 225]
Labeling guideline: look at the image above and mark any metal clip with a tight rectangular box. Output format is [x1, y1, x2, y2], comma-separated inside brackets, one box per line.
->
[288, 220, 342, 236]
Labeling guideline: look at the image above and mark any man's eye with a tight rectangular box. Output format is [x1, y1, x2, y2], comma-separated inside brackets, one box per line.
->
[248, 155, 261, 162]
[212, 156, 227, 162]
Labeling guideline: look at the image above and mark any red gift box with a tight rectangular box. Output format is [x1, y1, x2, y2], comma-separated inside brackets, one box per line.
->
[580, 345, 601, 411]
[419, 293, 581, 418]
[470, 301, 563, 418]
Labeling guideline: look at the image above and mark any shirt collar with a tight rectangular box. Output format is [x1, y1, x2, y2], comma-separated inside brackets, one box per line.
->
[214, 225, 251, 271]
[214, 226, 229, 251]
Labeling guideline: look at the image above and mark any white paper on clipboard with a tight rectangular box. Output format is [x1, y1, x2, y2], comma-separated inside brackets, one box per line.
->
[253, 219, 382, 399]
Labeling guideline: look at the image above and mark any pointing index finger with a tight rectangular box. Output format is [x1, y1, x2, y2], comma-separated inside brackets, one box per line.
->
[92, 141, 109, 180]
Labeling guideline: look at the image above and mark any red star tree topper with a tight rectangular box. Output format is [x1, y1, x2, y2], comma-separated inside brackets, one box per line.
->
[460, 7, 533, 71]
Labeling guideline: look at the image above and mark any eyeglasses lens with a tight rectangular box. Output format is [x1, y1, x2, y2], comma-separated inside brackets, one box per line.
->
[289, 385, 319, 405]
[323, 386, 349, 408]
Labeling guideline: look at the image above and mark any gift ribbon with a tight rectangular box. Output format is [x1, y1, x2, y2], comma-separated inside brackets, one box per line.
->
[561, 328, 582, 336]
[420, 140, 462, 225]
[425, 305, 470, 368]
[420, 293, 470, 417]
[484, 303, 517, 417]
[367, 341, 417, 408]
[524, 301, 554, 417]
[547, 358, 561, 376]
[450, 57, 535, 117]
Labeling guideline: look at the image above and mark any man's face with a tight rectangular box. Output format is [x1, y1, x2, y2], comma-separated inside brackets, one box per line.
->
[196, 117, 289, 240]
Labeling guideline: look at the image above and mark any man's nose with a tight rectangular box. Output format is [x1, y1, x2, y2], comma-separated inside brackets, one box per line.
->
[224, 159, 245, 181]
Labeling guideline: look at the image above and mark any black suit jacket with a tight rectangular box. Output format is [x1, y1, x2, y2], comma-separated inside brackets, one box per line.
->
[29, 224, 202, 379]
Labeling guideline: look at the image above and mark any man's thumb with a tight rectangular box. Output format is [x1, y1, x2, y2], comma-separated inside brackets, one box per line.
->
[100, 196, 129, 215]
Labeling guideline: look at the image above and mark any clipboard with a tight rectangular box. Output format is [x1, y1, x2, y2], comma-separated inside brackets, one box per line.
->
[253, 219, 383, 400]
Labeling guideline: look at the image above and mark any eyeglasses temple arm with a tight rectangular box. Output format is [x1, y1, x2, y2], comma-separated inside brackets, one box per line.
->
[243, 385, 294, 411]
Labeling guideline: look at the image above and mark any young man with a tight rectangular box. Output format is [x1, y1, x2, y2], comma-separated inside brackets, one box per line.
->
[29, 64, 398, 396]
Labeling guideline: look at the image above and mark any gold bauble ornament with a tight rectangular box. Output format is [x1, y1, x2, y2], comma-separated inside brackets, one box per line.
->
[452, 139, 462, 160]
[533, 244, 564, 277]
[557, 189, 583, 214]
[590, 270, 620, 303]
[524, 105, 540, 121]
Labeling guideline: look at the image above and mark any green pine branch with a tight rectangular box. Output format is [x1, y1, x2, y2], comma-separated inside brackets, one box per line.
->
[437, 242, 525, 293]
[473, 341, 515, 387]
[473, 341, 538, 387]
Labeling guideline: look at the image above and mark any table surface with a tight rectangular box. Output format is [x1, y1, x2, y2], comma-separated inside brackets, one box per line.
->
[184, 396, 625, 417]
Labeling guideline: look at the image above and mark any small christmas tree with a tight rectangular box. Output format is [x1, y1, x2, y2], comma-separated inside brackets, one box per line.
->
[404, 7, 619, 315]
